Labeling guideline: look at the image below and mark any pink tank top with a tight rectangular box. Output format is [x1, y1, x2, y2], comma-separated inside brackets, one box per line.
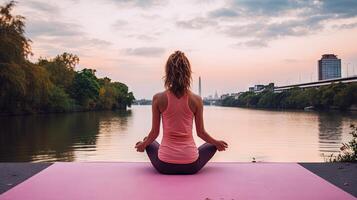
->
[158, 90, 199, 164]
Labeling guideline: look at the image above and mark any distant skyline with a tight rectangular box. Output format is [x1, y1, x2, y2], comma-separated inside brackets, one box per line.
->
[4, 0, 357, 99]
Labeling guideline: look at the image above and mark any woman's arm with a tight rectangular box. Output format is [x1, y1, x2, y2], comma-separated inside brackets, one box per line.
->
[135, 94, 161, 152]
[194, 96, 228, 151]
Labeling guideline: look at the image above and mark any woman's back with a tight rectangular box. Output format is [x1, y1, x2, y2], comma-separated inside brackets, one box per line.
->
[158, 90, 199, 164]
[135, 51, 227, 174]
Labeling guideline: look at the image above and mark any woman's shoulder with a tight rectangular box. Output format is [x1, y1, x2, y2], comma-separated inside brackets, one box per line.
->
[188, 90, 202, 102]
[152, 90, 167, 101]
[188, 91, 203, 113]
[152, 91, 168, 110]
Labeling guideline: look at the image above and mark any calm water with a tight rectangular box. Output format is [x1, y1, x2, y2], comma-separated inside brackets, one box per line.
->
[0, 106, 356, 162]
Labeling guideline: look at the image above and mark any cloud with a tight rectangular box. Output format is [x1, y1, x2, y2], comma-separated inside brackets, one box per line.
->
[176, 17, 217, 29]
[131, 34, 158, 41]
[283, 59, 301, 63]
[208, 8, 239, 18]
[177, 0, 357, 48]
[33, 36, 112, 52]
[123, 47, 165, 57]
[235, 39, 268, 48]
[224, 17, 325, 47]
[106, 0, 167, 8]
[21, 0, 60, 14]
[230, 0, 308, 15]
[226, 0, 357, 18]
[26, 20, 83, 38]
[79, 38, 112, 47]
[25, 19, 111, 55]
[112, 19, 128, 29]
[333, 22, 357, 29]
[320, 0, 357, 18]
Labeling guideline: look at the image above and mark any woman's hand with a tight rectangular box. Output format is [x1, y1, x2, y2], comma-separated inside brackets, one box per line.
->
[135, 141, 146, 152]
[213, 140, 228, 151]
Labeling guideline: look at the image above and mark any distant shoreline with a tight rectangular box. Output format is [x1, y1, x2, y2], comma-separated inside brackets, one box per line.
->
[132, 104, 357, 113]
[0, 107, 131, 117]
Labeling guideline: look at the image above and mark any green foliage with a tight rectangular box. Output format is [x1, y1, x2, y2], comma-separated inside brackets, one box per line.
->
[0, 63, 26, 112]
[221, 83, 357, 111]
[71, 69, 100, 109]
[22, 63, 52, 112]
[47, 86, 74, 112]
[257, 91, 277, 108]
[38, 53, 78, 92]
[329, 124, 357, 162]
[0, 2, 134, 114]
[97, 78, 135, 109]
[0, 1, 31, 63]
[280, 88, 311, 109]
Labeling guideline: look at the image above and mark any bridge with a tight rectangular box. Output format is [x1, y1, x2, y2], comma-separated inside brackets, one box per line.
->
[274, 76, 357, 92]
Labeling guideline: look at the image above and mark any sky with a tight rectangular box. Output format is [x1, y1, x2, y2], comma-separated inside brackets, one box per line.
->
[3, 0, 357, 99]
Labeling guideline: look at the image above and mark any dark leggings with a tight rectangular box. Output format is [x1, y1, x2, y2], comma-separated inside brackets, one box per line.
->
[145, 141, 217, 174]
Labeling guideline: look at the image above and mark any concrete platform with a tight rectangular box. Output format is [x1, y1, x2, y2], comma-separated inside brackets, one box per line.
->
[0, 162, 356, 200]
[300, 162, 357, 197]
[0, 163, 52, 194]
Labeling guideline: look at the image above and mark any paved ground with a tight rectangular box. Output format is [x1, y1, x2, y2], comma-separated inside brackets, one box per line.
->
[300, 162, 357, 197]
[0, 163, 52, 194]
[0, 162, 356, 197]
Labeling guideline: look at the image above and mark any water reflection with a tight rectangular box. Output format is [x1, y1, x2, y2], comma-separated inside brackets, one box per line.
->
[318, 113, 343, 154]
[0, 110, 132, 162]
[0, 106, 356, 162]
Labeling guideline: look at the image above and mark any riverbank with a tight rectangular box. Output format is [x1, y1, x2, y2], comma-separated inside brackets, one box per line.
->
[0, 107, 131, 117]
[220, 82, 357, 111]
[219, 104, 357, 112]
[0, 162, 356, 199]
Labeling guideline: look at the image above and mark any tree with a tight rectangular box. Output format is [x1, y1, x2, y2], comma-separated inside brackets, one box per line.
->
[38, 53, 78, 92]
[71, 68, 100, 109]
[257, 91, 277, 108]
[97, 77, 116, 110]
[0, 63, 26, 112]
[22, 63, 52, 112]
[48, 85, 74, 112]
[0, 1, 135, 114]
[334, 83, 356, 110]
[0, 1, 31, 63]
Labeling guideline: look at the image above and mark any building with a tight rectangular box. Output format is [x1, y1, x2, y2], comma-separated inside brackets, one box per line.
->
[248, 83, 274, 93]
[318, 54, 341, 80]
[230, 92, 242, 99]
[220, 93, 230, 99]
[249, 85, 264, 92]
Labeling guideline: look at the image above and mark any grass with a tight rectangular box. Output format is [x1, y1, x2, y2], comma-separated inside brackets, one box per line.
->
[326, 124, 357, 162]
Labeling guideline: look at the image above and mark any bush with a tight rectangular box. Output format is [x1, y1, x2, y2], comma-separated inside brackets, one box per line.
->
[48, 86, 75, 112]
[328, 124, 357, 162]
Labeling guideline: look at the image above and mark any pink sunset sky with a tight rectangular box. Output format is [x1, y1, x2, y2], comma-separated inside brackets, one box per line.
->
[5, 0, 357, 99]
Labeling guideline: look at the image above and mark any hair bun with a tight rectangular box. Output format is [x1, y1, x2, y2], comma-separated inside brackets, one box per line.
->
[175, 50, 183, 56]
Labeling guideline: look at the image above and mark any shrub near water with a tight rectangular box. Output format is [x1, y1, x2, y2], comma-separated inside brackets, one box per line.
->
[330, 125, 357, 162]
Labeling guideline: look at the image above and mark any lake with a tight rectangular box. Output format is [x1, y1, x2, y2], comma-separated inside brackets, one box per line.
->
[0, 105, 356, 162]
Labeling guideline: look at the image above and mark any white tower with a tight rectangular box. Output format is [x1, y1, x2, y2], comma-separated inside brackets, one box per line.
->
[198, 76, 202, 97]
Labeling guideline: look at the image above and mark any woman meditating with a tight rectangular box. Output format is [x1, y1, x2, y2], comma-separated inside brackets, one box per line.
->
[135, 51, 228, 174]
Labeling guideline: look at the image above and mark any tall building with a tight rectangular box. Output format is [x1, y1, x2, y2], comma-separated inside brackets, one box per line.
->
[318, 54, 341, 80]
[198, 76, 202, 97]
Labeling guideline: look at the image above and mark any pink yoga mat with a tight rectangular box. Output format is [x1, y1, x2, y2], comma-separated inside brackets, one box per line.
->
[0, 162, 355, 200]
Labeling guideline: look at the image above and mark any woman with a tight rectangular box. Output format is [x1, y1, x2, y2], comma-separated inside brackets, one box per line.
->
[135, 51, 228, 174]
